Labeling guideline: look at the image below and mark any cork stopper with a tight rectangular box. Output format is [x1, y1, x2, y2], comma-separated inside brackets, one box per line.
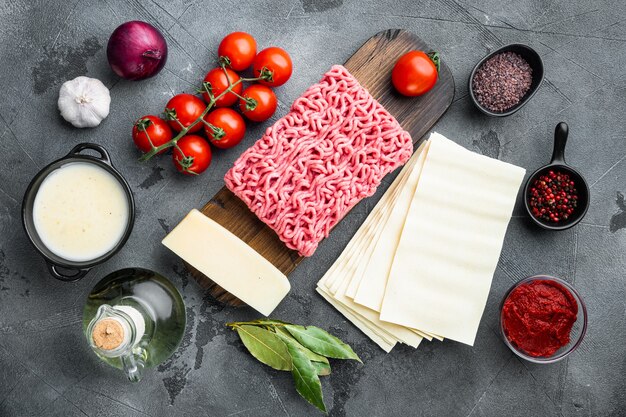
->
[92, 318, 125, 350]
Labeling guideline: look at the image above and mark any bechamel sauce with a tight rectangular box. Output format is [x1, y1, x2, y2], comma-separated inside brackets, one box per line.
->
[33, 162, 129, 262]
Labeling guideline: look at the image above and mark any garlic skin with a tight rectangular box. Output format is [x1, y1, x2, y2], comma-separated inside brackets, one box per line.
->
[58, 76, 111, 128]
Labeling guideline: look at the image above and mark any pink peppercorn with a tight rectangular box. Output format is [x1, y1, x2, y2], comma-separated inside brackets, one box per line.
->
[528, 171, 578, 223]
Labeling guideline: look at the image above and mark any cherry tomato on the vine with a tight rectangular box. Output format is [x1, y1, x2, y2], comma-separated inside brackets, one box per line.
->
[202, 68, 242, 108]
[165, 94, 206, 133]
[203, 108, 246, 149]
[239, 84, 277, 122]
[172, 135, 212, 175]
[218, 32, 257, 71]
[132, 115, 173, 154]
[253, 47, 292, 87]
[391, 51, 439, 97]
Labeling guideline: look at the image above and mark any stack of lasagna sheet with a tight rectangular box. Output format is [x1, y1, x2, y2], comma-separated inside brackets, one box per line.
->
[317, 132, 526, 351]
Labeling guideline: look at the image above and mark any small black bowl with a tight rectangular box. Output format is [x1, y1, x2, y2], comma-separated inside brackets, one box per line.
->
[523, 123, 590, 230]
[22, 143, 135, 282]
[469, 44, 544, 117]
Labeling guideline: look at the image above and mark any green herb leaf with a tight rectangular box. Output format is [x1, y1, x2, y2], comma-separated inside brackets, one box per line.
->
[274, 328, 331, 376]
[286, 340, 326, 413]
[312, 361, 331, 377]
[285, 325, 361, 362]
[235, 325, 292, 371]
[249, 319, 294, 326]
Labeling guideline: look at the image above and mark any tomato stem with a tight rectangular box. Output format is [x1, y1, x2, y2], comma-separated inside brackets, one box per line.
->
[243, 97, 258, 112]
[201, 81, 215, 101]
[219, 56, 231, 68]
[428, 51, 440, 73]
[200, 119, 223, 138]
[136, 119, 157, 151]
[258, 67, 273, 83]
[172, 143, 199, 175]
[230, 90, 247, 102]
[174, 118, 186, 131]
[240, 76, 265, 82]
[221, 64, 233, 87]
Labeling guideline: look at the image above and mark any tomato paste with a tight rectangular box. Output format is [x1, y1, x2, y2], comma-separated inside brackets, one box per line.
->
[502, 279, 578, 357]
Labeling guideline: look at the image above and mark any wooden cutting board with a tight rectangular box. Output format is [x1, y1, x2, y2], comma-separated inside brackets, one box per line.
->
[188, 29, 455, 306]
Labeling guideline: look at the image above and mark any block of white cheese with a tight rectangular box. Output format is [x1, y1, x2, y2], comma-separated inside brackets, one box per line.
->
[162, 209, 290, 316]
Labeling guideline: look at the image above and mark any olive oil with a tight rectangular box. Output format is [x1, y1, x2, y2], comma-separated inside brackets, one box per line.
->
[83, 268, 185, 381]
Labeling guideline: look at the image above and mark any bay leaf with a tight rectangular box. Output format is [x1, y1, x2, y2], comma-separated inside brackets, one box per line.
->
[227, 319, 293, 329]
[285, 325, 361, 362]
[274, 328, 331, 376]
[311, 361, 331, 377]
[250, 319, 293, 326]
[286, 340, 326, 413]
[235, 325, 292, 371]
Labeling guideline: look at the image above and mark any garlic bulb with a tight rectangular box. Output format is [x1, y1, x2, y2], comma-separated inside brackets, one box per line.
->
[58, 76, 111, 128]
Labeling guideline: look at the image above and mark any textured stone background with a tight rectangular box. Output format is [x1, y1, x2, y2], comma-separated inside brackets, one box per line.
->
[1, 0, 625, 416]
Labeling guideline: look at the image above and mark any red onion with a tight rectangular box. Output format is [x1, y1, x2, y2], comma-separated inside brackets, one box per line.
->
[107, 21, 168, 81]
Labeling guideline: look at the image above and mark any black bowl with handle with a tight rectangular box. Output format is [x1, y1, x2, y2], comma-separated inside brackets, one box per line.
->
[22, 143, 135, 281]
[523, 123, 590, 230]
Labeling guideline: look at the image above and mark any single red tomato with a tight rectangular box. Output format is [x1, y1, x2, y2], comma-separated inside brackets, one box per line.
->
[252, 47, 292, 87]
[239, 84, 277, 122]
[165, 94, 206, 133]
[204, 108, 246, 149]
[391, 51, 439, 97]
[172, 135, 212, 175]
[132, 115, 173, 154]
[202, 67, 242, 107]
[218, 32, 257, 71]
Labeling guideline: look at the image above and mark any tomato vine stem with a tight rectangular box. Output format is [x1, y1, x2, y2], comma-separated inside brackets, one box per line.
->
[136, 120, 157, 151]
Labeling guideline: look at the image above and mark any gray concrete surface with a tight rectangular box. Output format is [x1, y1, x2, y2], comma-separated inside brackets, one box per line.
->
[0, 0, 625, 416]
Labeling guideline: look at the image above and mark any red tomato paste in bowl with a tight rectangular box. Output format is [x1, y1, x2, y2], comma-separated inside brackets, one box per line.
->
[501, 279, 578, 357]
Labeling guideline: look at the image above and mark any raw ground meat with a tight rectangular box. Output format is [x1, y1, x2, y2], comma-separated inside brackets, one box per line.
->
[224, 65, 413, 256]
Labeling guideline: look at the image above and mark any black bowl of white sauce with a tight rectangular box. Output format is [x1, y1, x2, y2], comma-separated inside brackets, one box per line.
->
[22, 143, 135, 281]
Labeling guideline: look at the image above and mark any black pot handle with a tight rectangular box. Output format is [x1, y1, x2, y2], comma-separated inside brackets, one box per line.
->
[550, 122, 568, 165]
[67, 143, 112, 166]
[47, 262, 90, 282]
